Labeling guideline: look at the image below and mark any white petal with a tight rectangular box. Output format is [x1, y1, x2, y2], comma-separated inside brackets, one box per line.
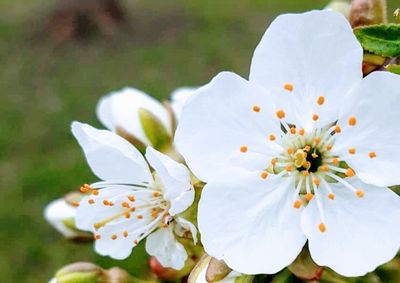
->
[175, 217, 198, 244]
[175, 71, 282, 182]
[44, 198, 77, 238]
[250, 10, 363, 131]
[96, 87, 170, 144]
[334, 72, 400, 187]
[198, 169, 306, 274]
[170, 87, 197, 120]
[72, 122, 152, 183]
[145, 227, 188, 270]
[145, 147, 194, 216]
[302, 178, 400, 277]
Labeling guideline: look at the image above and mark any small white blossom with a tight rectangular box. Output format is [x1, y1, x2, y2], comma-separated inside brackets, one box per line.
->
[44, 198, 79, 238]
[71, 121, 196, 269]
[176, 10, 400, 276]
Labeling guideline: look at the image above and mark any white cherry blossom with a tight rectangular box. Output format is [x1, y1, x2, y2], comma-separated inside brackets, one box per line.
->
[175, 10, 400, 276]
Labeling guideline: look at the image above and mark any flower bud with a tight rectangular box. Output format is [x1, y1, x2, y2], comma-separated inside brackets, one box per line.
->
[288, 246, 323, 281]
[205, 258, 232, 282]
[138, 108, 172, 151]
[50, 262, 134, 283]
[44, 193, 92, 241]
[325, 1, 351, 19]
[349, 0, 387, 27]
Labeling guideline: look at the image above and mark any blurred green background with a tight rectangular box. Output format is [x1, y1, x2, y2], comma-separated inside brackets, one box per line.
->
[0, 0, 397, 282]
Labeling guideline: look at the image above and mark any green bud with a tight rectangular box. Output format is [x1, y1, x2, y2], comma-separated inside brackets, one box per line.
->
[325, 1, 351, 19]
[138, 108, 172, 152]
[349, 0, 387, 28]
[287, 246, 323, 280]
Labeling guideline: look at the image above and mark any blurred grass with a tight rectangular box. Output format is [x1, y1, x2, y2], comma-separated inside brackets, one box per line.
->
[0, 0, 398, 282]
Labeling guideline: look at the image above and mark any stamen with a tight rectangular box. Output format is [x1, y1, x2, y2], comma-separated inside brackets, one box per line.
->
[328, 193, 335, 200]
[348, 148, 356, 155]
[260, 171, 269, 180]
[313, 178, 321, 187]
[128, 195, 135, 202]
[348, 116, 357, 126]
[369, 151, 377, 158]
[335, 125, 341, 133]
[306, 193, 314, 201]
[123, 231, 129, 238]
[111, 234, 117, 240]
[153, 191, 161, 198]
[345, 168, 355, 177]
[252, 105, 261, 112]
[332, 158, 339, 165]
[92, 190, 99, 196]
[287, 148, 294, 155]
[356, 189, 365, 198]
[95, 234, 101, 240]
[285, 165, 293, 172]
[326, 144, 333, 151]
[293, 200, 302, 209]
[312, 114, 319, 121]
[319, 223, 327, 233]
[299, 128, 305, 136]
[284, 83, 294, 92]
[137, 215, 144, 220]
[290, 127, 296, 134]
[269, 134, 276, 141]
[80, 184, 91, 193]
[71, 201, 80, 207]
[317, 96, 325, 105]
[271, 158, 277, 166]
[276, 109, 285, 119]
[240, 146, 248, 153]
[134, 240, 139, 245]
[88, 199, 95, 204]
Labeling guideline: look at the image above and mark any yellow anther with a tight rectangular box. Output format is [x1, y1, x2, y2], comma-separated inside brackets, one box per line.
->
[111, 234, 117, 240]
[294, 149, 307, 168]
[287, 148, 294, 155]
[271, 158, 277, 166]
[348, 116, 357, 126]
[151, 210, 159, 218]
[130, 207, 136, 212]
[299, 128, 305, 136]
[94, 234, 101, 240]
[240, 146, 248, 153]
[260, 171, 269, 180]
[369, 151, 377, 158]
[71, 201, 80, 207]
[276, 109, 286, 119]
[328, 193, 335, 200]
[326, 144, 333, 151]
[304, 145, 311, 152]
[92, 189, 99, 196]
[312, 114, 319, 121]
[306, 193, 314, 201]
[88, 199, 95, 204]
[124, 212, 131, 219]
[128, 195, 135, 202]
[103, 200, 110, 206]
[253, 105, 261, 112]
[137, 215, 144, 220]
[313, 178, 321, 186]
[348, 148, 356, 155]
[345, 168, 355, 177]
[317, 96, 325, 105]
[290, 127, 296, 134]
[284, 83, 294, 92]
[302, 171, 310, 176]
[335, 125, 341, 133]
[286, 165, 293, 172]
[123, 231, 129, 238]
[269, 134, 276, 141]
[314, 137, 321, 144]
[153, 191, 161, 197]
[319, 165, 329, 172]
[319, 223, 327, 233]
[332, 157, 339, 165]
[121, 202, 130, 208]
[80, 185, 90, 193]
[293, 200, 302, 209]
[356, 189, 365, 198]
[304, 162, 311, 170]
[134, 240, 139, 245]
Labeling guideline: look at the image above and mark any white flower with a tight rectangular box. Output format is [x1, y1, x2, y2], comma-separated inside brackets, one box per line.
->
[97, 87, 196, 146]
[175, 10, 400, 277]
[71, 121, 196, 270]
[44, 198, 79, 238]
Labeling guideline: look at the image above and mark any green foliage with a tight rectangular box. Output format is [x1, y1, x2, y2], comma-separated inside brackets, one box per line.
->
[354, 24, 400, 57]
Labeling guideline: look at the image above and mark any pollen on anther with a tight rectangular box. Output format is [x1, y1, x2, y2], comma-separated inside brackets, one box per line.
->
[137, 215, 144, 220]
[253, 105, 261, 112]
[134, 240, 139, 245]
[287, 148, 294, 155]
[153, 191, 161, 197]
[326, 144, 333, 151]
[95, 234, 101, 240]
[302, 171, 310, 176]
[369, 151, 377, 158]
[356, 189, 365, 198]
[276, 109, 285, 119]
[284, 83, 294, 92]
[348, 116, 357, 126]
[80, 185, 90, 193]
[335, 125, 341, 133]
[319, 165, 329, 172]
[317, 96, 325, 105]
[313, 178, 321, 186]
[348, 148, 356, 155]
[240, 146, 248, 153]
[125, 212, 131, 219]
[271, 158, 277, 166]
[111, 234, 117, 240]
[299, 128, 305, 136]
[306, 193, 314, 201]
[103, 200, 110, 206]
[304, 145, 311, 152]
[269, 134, 276, 141]
[319, 223, 327, 233]
[286, 165, 293, 172]
[290, 127, 296, 134]
[332, 157, 339, 165]
[314, 137, 321, 145]
[328, 193, 335, 200]
[260, 171, 269, 180]
[345, 168, 355, 177]
[92, 190, 99, 196]
[312, 114, 319, 121]
[127, 195, 135, 202]
[71, 201, 80, 207]
[122, 202, 130, 208]
[88, 199, 95, 205]
[293, 200, 302, 209]
[123, 231, 129, 238]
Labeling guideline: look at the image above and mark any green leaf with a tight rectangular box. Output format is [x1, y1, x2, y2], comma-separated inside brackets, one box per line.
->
[138, 108, 172, 151]
[386, 64, 400, 74]
[354, 24, 400, 57]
